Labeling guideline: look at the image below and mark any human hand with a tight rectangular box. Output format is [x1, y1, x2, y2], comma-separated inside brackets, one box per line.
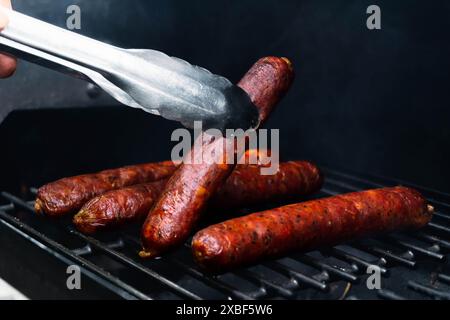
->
[0, 0, 17, 78]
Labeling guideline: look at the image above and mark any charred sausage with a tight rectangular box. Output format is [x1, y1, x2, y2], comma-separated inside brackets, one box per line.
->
[74, 181, 167, 234]
[210, 161, 322, 209]
[35, 149, 269, 218]
[35, 161, 177, 217]
[74, 161, 322, 234]
[140, 57, 295, 258]
[192, 186, 434, 272]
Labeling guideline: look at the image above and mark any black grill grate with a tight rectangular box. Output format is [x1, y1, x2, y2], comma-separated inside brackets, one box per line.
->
[0, 168, 449, 300]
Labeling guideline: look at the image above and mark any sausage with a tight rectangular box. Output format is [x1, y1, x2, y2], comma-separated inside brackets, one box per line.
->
[140, 57, 295, 258]
[74, 181, 168, 234]
[73, 161, 322, 234]
[35, 161, 177, 217]
[35, 149, 268, 218]
[192, 186, 434, 272]
[210, 161, 322, 209]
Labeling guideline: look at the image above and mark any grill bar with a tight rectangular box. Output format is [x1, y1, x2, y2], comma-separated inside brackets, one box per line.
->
[408, 281, 450, 300]
[437, 274, 450, 284]
[328, 247, 388, 275]
[433, 212, 450, 221]
[352, 243, 417, 267]
[414, 232, 450, 250]
[428, 222, 450, 235]
[1, 192, 35, 211]
[234, 269, 295, 298]
[386, 237, 445, 260]
[263, 261, 329, 291]
[322, 167, 450, 204]
[296, 255, 359, 283]
[377, 289, 406, 300]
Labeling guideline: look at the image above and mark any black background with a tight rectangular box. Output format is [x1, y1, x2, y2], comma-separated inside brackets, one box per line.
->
[1, 0, 449, 193]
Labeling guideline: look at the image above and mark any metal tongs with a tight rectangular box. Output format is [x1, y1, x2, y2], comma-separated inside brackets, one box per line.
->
[0, 8, 259, 130]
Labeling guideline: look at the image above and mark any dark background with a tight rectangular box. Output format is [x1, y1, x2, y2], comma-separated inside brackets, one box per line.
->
[1, 0, 449, 193]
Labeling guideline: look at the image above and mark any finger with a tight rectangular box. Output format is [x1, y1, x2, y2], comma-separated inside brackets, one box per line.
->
[0, 53, 16, 78]
[0, 0, 12, 9]
[0, 14, 7, 31]
[0, 0, 15, 78]
[0, 0, 11, 30]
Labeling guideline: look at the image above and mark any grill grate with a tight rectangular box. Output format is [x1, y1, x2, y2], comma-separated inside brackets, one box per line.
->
[0, 168, 449, 300]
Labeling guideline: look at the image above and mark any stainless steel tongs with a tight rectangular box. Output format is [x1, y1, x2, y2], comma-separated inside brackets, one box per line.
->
[0, 7, 259, 130]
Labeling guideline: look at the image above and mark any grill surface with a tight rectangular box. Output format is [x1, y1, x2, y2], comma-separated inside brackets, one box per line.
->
[0, 167, 449, 300]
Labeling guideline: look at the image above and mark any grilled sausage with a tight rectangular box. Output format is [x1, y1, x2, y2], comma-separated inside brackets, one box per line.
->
[140, 57, 295, 258]
[209, 161, 322, 209]
[192, 187, 434, 272]
[74, 161, 323, 234]
[74, 181, 167, 234]
[35, 149, 269, 218]
[35, 161, 177, 217]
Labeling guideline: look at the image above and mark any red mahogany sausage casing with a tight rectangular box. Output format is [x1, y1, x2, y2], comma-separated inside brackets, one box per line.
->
[35, 161, 177, 217]
[192, 187, 434, 272]
[140, 57, 295, 258]
[35, 149, 262, 217]
[74, 161, 323, 234]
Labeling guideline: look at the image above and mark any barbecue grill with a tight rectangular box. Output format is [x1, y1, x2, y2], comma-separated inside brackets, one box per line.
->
[0, 168, 449, 300]
[0, 0, 449, 300]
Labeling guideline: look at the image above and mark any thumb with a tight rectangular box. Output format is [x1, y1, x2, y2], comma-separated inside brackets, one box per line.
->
[0, 0, 12, 8]
[0, 1, 16, 78]
[0, 13, 8, 32]
[0, 0, 11, 31]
